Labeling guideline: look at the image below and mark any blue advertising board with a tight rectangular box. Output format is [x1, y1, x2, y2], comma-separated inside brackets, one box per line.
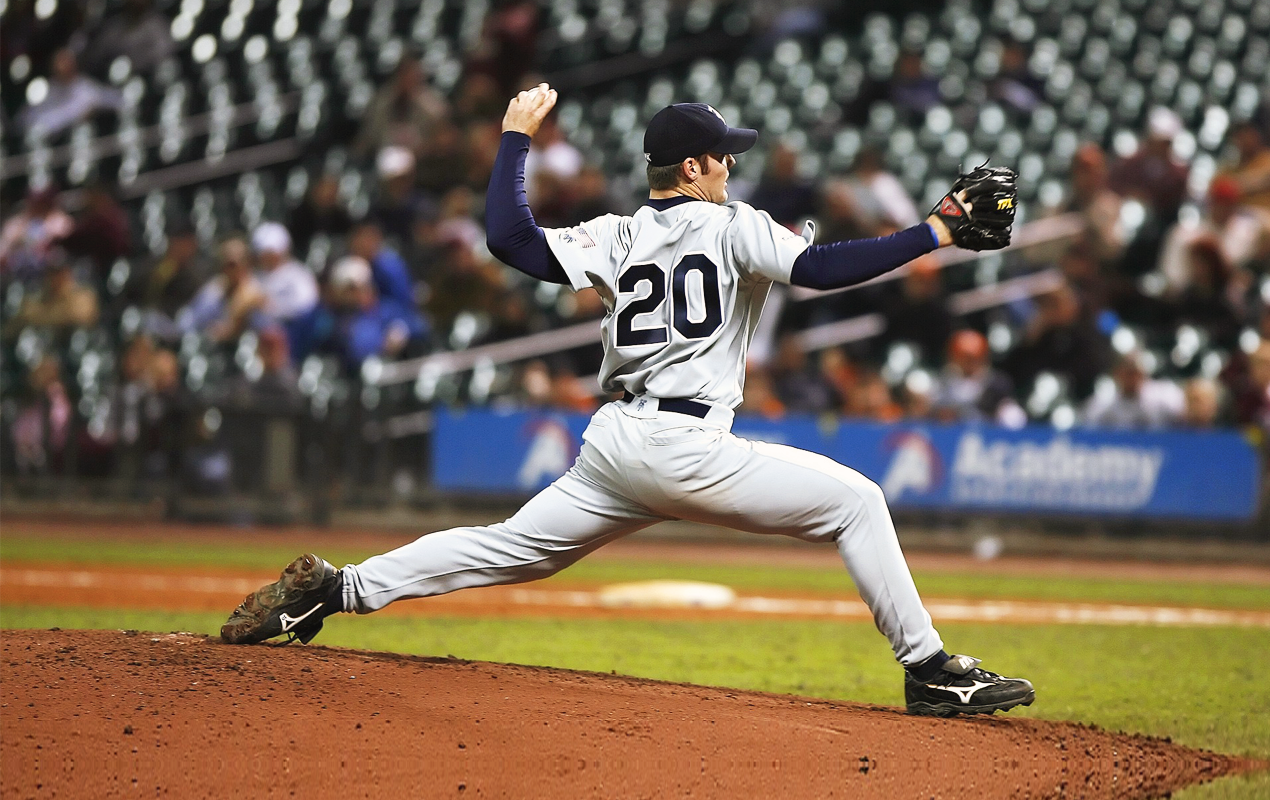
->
[432, 408, 1262, 521]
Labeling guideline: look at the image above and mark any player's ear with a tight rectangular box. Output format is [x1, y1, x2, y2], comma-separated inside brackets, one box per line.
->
[681, 157, 698, 183]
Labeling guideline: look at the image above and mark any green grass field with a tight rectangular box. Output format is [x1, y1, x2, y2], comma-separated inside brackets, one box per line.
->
[2, 530, 1267, 798]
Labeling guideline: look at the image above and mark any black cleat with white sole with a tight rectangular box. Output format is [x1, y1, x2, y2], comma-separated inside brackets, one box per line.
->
[905, 654, 1035, 717]
[221, 554, 342, 645]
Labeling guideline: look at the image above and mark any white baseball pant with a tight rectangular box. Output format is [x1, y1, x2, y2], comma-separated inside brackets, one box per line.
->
[341, 397, 945, 666]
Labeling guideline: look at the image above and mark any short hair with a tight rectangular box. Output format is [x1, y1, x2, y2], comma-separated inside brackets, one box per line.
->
[646, 161, 683, 191]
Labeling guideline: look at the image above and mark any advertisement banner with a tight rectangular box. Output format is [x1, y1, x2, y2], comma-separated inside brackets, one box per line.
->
[433, 408, 1261, 521]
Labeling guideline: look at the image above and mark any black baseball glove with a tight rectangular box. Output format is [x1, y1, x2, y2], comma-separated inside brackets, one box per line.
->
[929, 164, 1018, 251]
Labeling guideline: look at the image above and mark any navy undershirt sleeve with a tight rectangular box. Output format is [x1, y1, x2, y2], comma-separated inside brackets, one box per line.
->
[788, 224, 940, 290]
[485, 131, 569, 285]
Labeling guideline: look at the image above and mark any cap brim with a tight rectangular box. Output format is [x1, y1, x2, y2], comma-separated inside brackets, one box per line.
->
[714, 127, 758, 155]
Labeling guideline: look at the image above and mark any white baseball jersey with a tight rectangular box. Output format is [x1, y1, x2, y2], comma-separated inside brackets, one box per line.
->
[542, 200, 814, 407]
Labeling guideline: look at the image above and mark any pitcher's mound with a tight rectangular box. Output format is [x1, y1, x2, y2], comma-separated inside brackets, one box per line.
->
[0, 629, 1253, 798]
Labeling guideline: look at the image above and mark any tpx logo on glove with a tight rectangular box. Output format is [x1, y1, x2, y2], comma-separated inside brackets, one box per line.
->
[939, 197, 963, 217]
[997, 198, 1014, 210]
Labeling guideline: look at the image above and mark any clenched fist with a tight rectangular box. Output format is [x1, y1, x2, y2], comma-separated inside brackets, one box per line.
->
[502, 83, 559, 138]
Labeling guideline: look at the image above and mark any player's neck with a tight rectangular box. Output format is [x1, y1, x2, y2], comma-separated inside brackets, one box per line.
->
[649, 184, 710, 202]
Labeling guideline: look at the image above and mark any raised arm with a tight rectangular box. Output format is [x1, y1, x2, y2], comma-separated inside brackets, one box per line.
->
[485, 84, 569, 285]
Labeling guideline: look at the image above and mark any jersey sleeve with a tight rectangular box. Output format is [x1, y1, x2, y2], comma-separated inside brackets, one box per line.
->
[726, 202, 815, 284]
[542, 215, 624, 293]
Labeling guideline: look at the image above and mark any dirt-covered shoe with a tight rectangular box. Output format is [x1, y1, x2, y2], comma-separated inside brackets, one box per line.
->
[905, 654, 1035, 717]
[221, 554, 342, 645]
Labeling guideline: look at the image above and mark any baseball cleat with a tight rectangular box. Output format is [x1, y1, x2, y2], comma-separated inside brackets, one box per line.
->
[905, 654, 1035, 717]
[221, 554, 342, 645]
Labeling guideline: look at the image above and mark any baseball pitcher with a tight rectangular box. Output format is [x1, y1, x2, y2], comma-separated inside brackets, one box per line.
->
[223, 84, 1032, 718]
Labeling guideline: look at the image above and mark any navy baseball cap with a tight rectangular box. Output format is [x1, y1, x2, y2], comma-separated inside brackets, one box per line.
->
[643, 103, 758, 167]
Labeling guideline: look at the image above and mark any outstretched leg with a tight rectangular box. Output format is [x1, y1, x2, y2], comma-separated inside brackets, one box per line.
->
[342, 470, 660, 613]
[222, 456, 661, 644]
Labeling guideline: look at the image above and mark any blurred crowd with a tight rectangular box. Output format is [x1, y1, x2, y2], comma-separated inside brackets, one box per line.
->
[733, 99, 1270, 444]
[4, 0, 1270, 489]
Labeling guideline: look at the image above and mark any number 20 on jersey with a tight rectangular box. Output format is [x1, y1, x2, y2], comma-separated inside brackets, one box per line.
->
[615, 254, 724, 347]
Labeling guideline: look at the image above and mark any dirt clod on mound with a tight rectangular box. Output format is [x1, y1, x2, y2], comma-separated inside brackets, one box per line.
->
[0, 629, 1255, 799]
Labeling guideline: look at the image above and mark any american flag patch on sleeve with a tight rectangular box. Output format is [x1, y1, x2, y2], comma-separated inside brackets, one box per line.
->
[559, 226, 596, 248]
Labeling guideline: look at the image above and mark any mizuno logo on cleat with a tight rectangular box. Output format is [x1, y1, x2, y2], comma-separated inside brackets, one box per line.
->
[279, 604, 324, 632]
[927, 680, 994, 704]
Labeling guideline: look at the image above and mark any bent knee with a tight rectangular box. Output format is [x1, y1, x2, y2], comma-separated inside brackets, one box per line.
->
[852, 477, 889, 513]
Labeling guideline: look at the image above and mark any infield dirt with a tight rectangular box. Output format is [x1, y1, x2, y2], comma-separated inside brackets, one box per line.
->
[1, 629, 1258, 799]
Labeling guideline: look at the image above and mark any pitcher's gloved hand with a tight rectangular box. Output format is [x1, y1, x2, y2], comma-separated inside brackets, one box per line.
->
[929, 164, 1018, 251]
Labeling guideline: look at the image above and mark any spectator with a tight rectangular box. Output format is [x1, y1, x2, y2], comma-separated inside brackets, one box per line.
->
[1055, 143, 1125, 267]
[1110, 107, 1190, 224]
[1058, 244, 1110, 317]
[353, 54, 449, 160]
[435, 187, 484, 252]
[549, 361, 598, 413]
[122, 223, 211, 330]
[1232, 341, 1270, 428]
[467, 0, 541, 94]
[135, 348, 187, 482]
[880, 254, 953, 365]
[1224, 122, 1270, 212]
[0, 1, 83, 118]
[990, 41, 1044, 115]
[179, 236, 267, 343]
[829, 147, 921, 240]
[370, 146, 432, 249]
[523, 115, 582, 207]
[451, 73, 506, 126]
[900, 370, 937, 419]
[416, 120, 473, 197]
[770, 334, 835, 413]
[80, 335, 157, 475]
[464, 120, 505, 190]
[226, 327, 304, 411]
[844, 368, 902, 421]
[1158, 177, 1270, 291]
[816, 179, 870, 244]
[251, 223, 318, 345]
[3, 254, 100, 338]
[1173, 237, 1247, 349]
[426, 236, 505, 336]
[747, 142, 818, 229]
[1004, 282, 1111, 400]
[78, 0, 176, 78]
[517, 359, 554, 408]
[564, 164, 622, 224]
[0, 186, 74, 282]
[322, 255, 427, 373]
[1181, 377, 1224, 428]
[1081, 351, 1184, 429]
[738, 365, 787, 420]
[59, 182, 131, 275]
[818, 347, 860, 410]
[1112, 108, 1193, 278]
[888, 51, 944, 120]
[933, 330, 1024, 426]
[18, 48, 123, 138]
[287, 174, 353, 258]
[348, 220, 417, 309]
[9, 355, 71, 475]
